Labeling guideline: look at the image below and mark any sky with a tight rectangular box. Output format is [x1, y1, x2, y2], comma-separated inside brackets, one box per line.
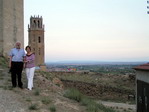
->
[24, 0, 149, 62]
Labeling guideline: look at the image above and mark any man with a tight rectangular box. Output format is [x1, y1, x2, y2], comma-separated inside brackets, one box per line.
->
[9, 41, 26, 88]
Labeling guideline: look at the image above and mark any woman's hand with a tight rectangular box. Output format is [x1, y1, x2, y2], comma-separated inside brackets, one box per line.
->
[24, 60, 29, 63]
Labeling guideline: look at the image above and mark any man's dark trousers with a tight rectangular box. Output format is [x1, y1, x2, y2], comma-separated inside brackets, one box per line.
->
[11, 62, 23, 88]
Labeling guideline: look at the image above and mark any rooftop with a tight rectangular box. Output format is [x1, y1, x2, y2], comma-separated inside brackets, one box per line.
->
[134, 63, 149, 71]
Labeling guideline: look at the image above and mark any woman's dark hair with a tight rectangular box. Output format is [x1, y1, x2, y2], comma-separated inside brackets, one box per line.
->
[25, 46, 31, 51]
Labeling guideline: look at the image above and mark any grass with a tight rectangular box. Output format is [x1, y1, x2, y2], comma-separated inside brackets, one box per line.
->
[49, 105, 56, 112]
[26, 98, 31, 102]
[81, 96, 92, 106]
[42, 97, 52, 105]
[86, 101, 100, 112]
[34, 89, 40, 96]
[64, 88, 82, 102]
[0, 77, 4, 80]
[43, 71, 135, 93]
[28, 103, 38, 110]
[0, 56, 8, 68]
[64, 88, 116, 112]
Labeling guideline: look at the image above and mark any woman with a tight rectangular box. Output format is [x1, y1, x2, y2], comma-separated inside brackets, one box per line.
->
[25, 46, 35, 90]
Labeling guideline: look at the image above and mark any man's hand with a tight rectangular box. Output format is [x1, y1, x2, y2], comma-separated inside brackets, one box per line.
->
[8, 62, 11, 68]
[8, 56, 12, 68]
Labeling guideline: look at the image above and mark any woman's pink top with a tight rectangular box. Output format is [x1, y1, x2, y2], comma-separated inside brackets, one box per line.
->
[25, 53, 35, 68]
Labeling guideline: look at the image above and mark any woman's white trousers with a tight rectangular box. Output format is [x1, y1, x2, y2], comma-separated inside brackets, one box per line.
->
[25, 67, 35, 90]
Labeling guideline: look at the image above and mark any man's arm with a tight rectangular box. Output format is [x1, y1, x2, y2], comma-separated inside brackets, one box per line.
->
[9, 56, 12, 68]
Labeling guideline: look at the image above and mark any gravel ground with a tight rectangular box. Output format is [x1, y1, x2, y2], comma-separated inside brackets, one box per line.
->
[0, 89, 28, 112]
[0, 68, 28, 112]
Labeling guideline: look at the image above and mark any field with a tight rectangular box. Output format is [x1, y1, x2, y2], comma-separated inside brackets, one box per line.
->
[45, 64, 136, 103]
[0, 57, 137, 112]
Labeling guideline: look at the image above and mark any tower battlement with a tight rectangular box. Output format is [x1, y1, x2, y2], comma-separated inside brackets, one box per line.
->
[28, 16, 44, 30]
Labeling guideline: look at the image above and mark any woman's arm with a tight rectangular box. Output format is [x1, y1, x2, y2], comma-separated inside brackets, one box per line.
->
[28, 54, 35, 63]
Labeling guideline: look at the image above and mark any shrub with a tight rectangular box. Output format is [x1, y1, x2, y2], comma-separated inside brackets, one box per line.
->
[49, 105, 56, 112]
[87, 101, 99, 112]
[42, 97, 51, 105]
[28, 104, 38, 110]
[26, 98, 31, 102]
[34, 89, 40, 96]
[64, 88, 116, 112]
[0, 57, 7, 67]
[63, 88, 82, 102]
[98, 103, 116, 112]
[80, 96, 92, 106]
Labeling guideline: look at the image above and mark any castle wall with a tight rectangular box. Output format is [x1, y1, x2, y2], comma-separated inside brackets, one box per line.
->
[0, 0, 24, 56]
[0, 0, 3, 56]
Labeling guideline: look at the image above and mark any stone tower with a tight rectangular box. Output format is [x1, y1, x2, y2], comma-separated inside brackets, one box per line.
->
[28, 16, 45, 66]
[0, 0, 24, 56]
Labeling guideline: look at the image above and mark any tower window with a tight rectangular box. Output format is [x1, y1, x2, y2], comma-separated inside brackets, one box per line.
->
[38, 36, 41, 43]
[33, 20, 36, 27]
[38, 20, 40, 28]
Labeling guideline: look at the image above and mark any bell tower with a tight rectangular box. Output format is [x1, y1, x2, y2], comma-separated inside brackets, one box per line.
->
[28, 16, 45, 66]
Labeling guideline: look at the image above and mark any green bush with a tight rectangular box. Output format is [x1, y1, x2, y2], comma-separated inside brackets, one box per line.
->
[80, 96, 92, 106]
[49, 105, 56, 112]
[64, 88, 116, 112]
[26, 98, 31, 102]
[28, 104, 38, 110]
[87, 101, 99, 112]
[97, 103, 116, 112]
[63, 88, 82, 102]
[42, 97, 51, 105]
[0, 57, 7, 67]
[34, 89, 40, 96]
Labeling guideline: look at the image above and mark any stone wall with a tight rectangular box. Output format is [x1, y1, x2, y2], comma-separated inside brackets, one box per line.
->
[0, 0, 24, 56]
[0, 0, 3, 56]
[61, 79, 134, 99]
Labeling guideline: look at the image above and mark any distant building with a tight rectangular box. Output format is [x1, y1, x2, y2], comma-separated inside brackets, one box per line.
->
[134, 63, 149, 112]
[28, 16, 45, 66]
[0, 0, 24, 56]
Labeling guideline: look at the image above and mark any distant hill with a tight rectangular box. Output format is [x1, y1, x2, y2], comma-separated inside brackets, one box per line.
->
[46, 60, 148, 65]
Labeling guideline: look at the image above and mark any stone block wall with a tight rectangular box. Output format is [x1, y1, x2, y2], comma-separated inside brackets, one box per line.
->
[0, 0, 3, 56]
[0, 0, 24, 56]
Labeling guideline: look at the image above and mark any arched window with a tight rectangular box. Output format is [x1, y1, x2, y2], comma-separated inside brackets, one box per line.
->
[38, 20, 40, 28]
[38, 36, 41, 43]
[33, 20, 36, 27]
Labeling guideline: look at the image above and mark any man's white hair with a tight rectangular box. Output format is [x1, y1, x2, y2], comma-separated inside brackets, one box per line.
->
[16, 41, 21, 44]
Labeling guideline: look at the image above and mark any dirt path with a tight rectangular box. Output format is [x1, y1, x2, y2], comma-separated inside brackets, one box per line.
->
[98, 100, 136, 112]
[0, 67, 86, 112]
[0, 68, 28, 112]
[0, 89, 28, 112]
